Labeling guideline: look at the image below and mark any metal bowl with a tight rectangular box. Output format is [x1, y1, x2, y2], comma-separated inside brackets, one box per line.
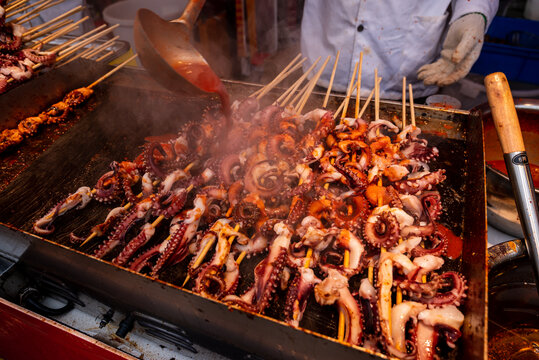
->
[475, 99, 539, 238]
[488, 240, 539, 359]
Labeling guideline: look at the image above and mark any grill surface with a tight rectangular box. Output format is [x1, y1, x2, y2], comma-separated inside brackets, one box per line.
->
[0, 62, 487, 359]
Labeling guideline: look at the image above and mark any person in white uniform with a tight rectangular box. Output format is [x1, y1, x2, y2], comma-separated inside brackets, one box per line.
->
[300, 0, 499, 99]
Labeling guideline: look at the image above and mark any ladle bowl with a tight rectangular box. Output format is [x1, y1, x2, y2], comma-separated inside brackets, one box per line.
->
[133, 0, 227, 100]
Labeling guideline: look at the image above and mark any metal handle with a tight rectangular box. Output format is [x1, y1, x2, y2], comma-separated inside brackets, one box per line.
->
[173, 0, 205, 32]
[485, 72, 539, 293]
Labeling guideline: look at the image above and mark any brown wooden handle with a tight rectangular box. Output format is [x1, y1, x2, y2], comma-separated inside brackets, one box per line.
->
[484, 72, 525, 154]
[175, 0, 205, 32]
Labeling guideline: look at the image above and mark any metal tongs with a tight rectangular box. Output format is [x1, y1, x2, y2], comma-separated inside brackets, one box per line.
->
[485, 72, 539, 294]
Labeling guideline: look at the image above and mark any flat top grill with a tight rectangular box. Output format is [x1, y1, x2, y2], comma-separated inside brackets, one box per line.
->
[0, 61, 486, 360]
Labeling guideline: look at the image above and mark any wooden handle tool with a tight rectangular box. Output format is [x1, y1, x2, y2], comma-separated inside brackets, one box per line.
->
[485, 72, 539, 292]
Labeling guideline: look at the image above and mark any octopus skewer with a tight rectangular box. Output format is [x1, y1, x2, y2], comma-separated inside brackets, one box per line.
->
[322, 50, 340, 109]
[1, 53, 136, 154]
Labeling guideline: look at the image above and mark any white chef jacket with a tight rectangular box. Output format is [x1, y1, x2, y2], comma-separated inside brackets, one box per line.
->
[300, 0, 498, 99]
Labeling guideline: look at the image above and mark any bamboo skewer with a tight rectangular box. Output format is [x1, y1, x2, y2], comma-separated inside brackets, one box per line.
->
[13, 0, 61, 24]
[374, 68, 380, 121]
[26, 19, 73, 42]
[288, 76, 312, 110]
[23, 5, 84, 36]
[295, 55, 331, 114]
[322, 51, 340, 109]
[251, 53, 302, 98]
[257, 58, 307, 101]
[182, 223, 241, 287]
[275, 56, 321, 107]
[87, 53, 137, 89]
[354, 52, 363, 118]
[56, 24, 119, 62]
[48, 23, 106, 52]
[289, 56, 330, 112]
[31, 17, 84, 48]
[6, 0, 46, 18]
[5, 0, 28, 14]
[59, 35, 119, 67]
[357, 77, 382, 120]
[82, 36, 117, 59]
[340, 61, 359, 120]
[409, 84, 416, 126]
[402, 77, 406, 128]
[95, 50, 114, 62]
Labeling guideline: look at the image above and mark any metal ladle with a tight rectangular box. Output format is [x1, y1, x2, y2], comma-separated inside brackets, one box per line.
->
[485, 72, 539, 294]
[133, 0, 230, 112]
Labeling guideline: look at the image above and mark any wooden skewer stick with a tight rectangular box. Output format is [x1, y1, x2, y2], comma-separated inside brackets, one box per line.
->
[322, 51, 340, 109]
[374, 68, 380, 121]
[182, 223, 241, 287]
[251, 52, 301, 98]
[409, 84, 416, 127]
[96, 50, 114, 62]
[31, 17, 85, 48]
[13, 0, 59, 24]
[402, 77, 406, 128]
[266, 58, 307, 94]
[337, 245, 350, 341]
[26, 19, 73, 42]
[23, 5, 84, 36]
[56, 25, 119, 62]
[340, 61, 359, 120]
[16, 10, 42, 25]
[6, 0, 45, 17]
[48, 23, 107, 52]
[276, 56, 321, 107]
[59, 36, 119, 67]
[82, 37, 116, 59]
[296, 55, 331, 114]
[288, 75, 313, 110]
[256, 58, 307, 101]
[5, 0, 28, 14]
[357, 77, 382, 121]
[87, 53, 137, 89]
[354, 52, 363, 118]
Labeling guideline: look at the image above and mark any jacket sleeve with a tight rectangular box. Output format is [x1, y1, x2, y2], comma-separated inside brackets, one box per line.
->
[451, 0, 499, 28]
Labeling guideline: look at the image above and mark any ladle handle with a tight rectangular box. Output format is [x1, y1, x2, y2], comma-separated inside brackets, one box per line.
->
[175, 0, 206, 32]
[485, 72, 539, 293]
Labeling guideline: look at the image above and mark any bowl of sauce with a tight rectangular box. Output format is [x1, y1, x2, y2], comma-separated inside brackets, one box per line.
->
[476, 98, 539, 238]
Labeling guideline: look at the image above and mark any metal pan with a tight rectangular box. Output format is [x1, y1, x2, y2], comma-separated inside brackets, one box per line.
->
[474, 99, 539, 238]
[0, 64, 487, 359]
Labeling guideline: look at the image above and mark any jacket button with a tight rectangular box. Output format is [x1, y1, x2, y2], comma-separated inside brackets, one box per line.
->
[357, 24, 364, 32]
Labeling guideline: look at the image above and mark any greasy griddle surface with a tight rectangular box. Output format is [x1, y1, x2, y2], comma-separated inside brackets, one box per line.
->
[0, 60, 110, 192]
[0, 71, 472, 353]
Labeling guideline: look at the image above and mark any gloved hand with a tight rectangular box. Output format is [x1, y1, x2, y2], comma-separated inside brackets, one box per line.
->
[417, 13, 486, 87]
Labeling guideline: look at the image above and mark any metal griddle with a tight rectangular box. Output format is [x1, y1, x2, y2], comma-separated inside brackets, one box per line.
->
[0, 61, 487, 360]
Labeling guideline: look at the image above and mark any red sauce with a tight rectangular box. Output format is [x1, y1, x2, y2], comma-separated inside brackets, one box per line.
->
[172, 62, 231, 124]
[437, 224, 463, 260]
[487, 159, 539, 189]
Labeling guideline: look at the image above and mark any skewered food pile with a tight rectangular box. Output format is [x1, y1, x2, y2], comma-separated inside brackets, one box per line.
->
[32, 92, 467, 359]
[0, 2, 57, 93]
[0, 86, 93, 152]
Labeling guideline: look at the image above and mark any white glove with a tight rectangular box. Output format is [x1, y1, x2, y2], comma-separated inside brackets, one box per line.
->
[417, 13, 486, 87]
